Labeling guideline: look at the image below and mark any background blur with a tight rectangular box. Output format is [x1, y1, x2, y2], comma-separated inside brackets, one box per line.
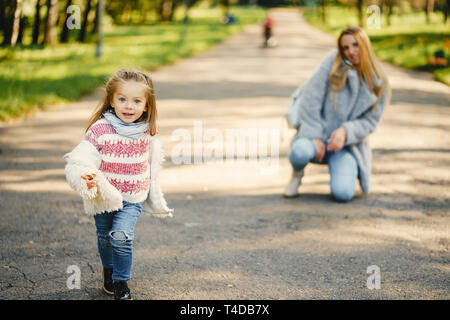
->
[1, 0, 449, 300]
[0, 0, 448, 122]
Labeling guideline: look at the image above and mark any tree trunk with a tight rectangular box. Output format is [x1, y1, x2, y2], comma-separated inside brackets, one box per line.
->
[78, 0, 92, 42]
[91, 0, 99, 34]
[445, 0, 450, 23]
[180, 0, 190, 42]
[2, 0, 14, 46]
[60, 0, 73, 43]
[10, 0, 23, 47]
[43, 0, 58, 45]
[426, 0, 435, 24]
[16, 15, 26, 45]
[0, 0, 7, 43]
[357, 0, 364, 28]
[159, 0, 174, 22]
[386, 0, 394, 26]
[320, 0, 326, 24]
[32, 0, 42, 45]
[219, 0, 230, 17]
[168, 1, 176, 21]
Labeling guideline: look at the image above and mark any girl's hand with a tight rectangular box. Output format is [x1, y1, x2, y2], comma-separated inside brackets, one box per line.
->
[327, 127, 346, 152]
[81, 174, 97, 189]
[312, 139, 326, 162]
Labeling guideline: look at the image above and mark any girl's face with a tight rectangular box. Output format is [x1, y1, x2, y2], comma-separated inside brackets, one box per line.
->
[340, 34, 360, 66]
[110, 80, 148, 124]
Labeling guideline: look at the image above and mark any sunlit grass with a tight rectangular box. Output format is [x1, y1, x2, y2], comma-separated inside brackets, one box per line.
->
[303, 5, 450, 85]
[0, 5, 266, 121]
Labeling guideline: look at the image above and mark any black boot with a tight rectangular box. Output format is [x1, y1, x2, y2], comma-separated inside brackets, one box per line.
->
[102, 268, 114, 295]
[114, 281, 132, 300]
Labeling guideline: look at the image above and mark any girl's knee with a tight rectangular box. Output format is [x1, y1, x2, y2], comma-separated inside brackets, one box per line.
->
[109, 230, 133, 248]
[97, 234, 111, 248]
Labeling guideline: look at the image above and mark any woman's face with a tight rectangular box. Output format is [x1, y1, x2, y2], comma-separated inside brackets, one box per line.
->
[340, 34, 360, 66]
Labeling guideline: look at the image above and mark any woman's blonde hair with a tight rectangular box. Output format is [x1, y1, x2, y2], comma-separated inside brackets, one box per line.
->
[86, 69, 158, 135]
[329, 26, 390, 111]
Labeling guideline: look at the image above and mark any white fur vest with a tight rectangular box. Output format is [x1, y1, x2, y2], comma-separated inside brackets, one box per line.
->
[64, 131, 173, 217]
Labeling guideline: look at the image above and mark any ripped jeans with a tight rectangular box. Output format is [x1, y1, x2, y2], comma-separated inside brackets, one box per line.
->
[94, 201, 143, 282]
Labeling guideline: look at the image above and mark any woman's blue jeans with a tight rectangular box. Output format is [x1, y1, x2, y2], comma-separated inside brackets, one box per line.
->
[94, 201, 142, 282]
[288, 137, 358, 202]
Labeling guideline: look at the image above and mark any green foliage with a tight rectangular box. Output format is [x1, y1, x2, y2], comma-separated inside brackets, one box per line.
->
[0, 5, 266, 121]
[303, 5, 450, 86]
[105, 0, 203, 24]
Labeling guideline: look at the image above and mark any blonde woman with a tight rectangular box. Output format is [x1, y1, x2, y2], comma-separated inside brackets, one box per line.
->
[284, 26, 390, 202]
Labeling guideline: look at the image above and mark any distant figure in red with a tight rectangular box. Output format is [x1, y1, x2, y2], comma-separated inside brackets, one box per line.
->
[263, 16, 275, 48]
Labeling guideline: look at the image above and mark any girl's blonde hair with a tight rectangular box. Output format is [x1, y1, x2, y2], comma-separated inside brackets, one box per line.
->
[329, 26, 390, 111]
[86, 69, 158, 135]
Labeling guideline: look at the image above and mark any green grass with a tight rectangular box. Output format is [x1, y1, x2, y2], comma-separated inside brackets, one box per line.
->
[303, 5, 450, 85]
[0, 5, 266, 121]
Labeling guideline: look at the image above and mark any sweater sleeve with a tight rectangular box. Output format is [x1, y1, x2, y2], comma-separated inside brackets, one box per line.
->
[285, 85, 304, 129]
[296, 49, 337, 140]
[341, 87, 387, 146]
[142, 137, 174, 218]
[64, 139, 101, 200]
[63, 129, 122, 205]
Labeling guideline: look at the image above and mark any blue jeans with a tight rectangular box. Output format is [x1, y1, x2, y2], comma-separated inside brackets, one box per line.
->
[94, 201, 142, 282]
[288, 137, 358, 202]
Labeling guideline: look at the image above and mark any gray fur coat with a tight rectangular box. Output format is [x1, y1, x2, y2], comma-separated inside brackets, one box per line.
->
[286, 49, 388, 194]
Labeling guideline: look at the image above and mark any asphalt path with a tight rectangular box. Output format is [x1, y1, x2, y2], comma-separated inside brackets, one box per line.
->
[0, 9, 449, 299]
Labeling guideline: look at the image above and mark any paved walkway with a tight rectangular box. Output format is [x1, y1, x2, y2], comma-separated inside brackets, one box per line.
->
[0, 9, 449, 299]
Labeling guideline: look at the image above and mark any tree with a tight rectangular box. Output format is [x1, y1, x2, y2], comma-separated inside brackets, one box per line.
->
[78, 0, 93, 42]
[10, 0, 23, 47]
[105, 0, 128, 24]
[219, 0, 230, 16]
[42, 0, 58, 45]
[157, 0, 183, 22]
[425, 0, 435, 24]
[384, 0, 395, 26]
[445, 0, 450, 22]
[2, 0, 14, 46]
[357, 0, 364, 28]
[91, 0, 99, 33]
[320, 0, 327, 24]
[60, 0, 73, 43]
[179, 0, 201, 42]
[0, 0, 7, 45]
[32, 0, 43, 45]
[16, 15, 27, 45]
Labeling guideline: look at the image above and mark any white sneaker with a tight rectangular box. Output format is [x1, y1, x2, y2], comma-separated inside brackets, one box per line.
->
[283, 169, 304, 198]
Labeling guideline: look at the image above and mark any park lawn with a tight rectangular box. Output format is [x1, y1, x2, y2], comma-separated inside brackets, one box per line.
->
[0, 5, 266, 122]
[303, 5, 450, 86]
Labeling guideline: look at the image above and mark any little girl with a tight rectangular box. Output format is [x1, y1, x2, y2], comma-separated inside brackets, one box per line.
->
[64, 69, 173, 300]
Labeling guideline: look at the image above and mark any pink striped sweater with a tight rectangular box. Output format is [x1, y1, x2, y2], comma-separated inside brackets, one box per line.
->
[84, 118, 151, 203]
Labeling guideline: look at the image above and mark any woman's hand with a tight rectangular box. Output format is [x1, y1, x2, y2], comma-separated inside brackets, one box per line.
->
[327, 127, 346, 152]
[312, 139, 326, 162]
[81, 174, 97, 189]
